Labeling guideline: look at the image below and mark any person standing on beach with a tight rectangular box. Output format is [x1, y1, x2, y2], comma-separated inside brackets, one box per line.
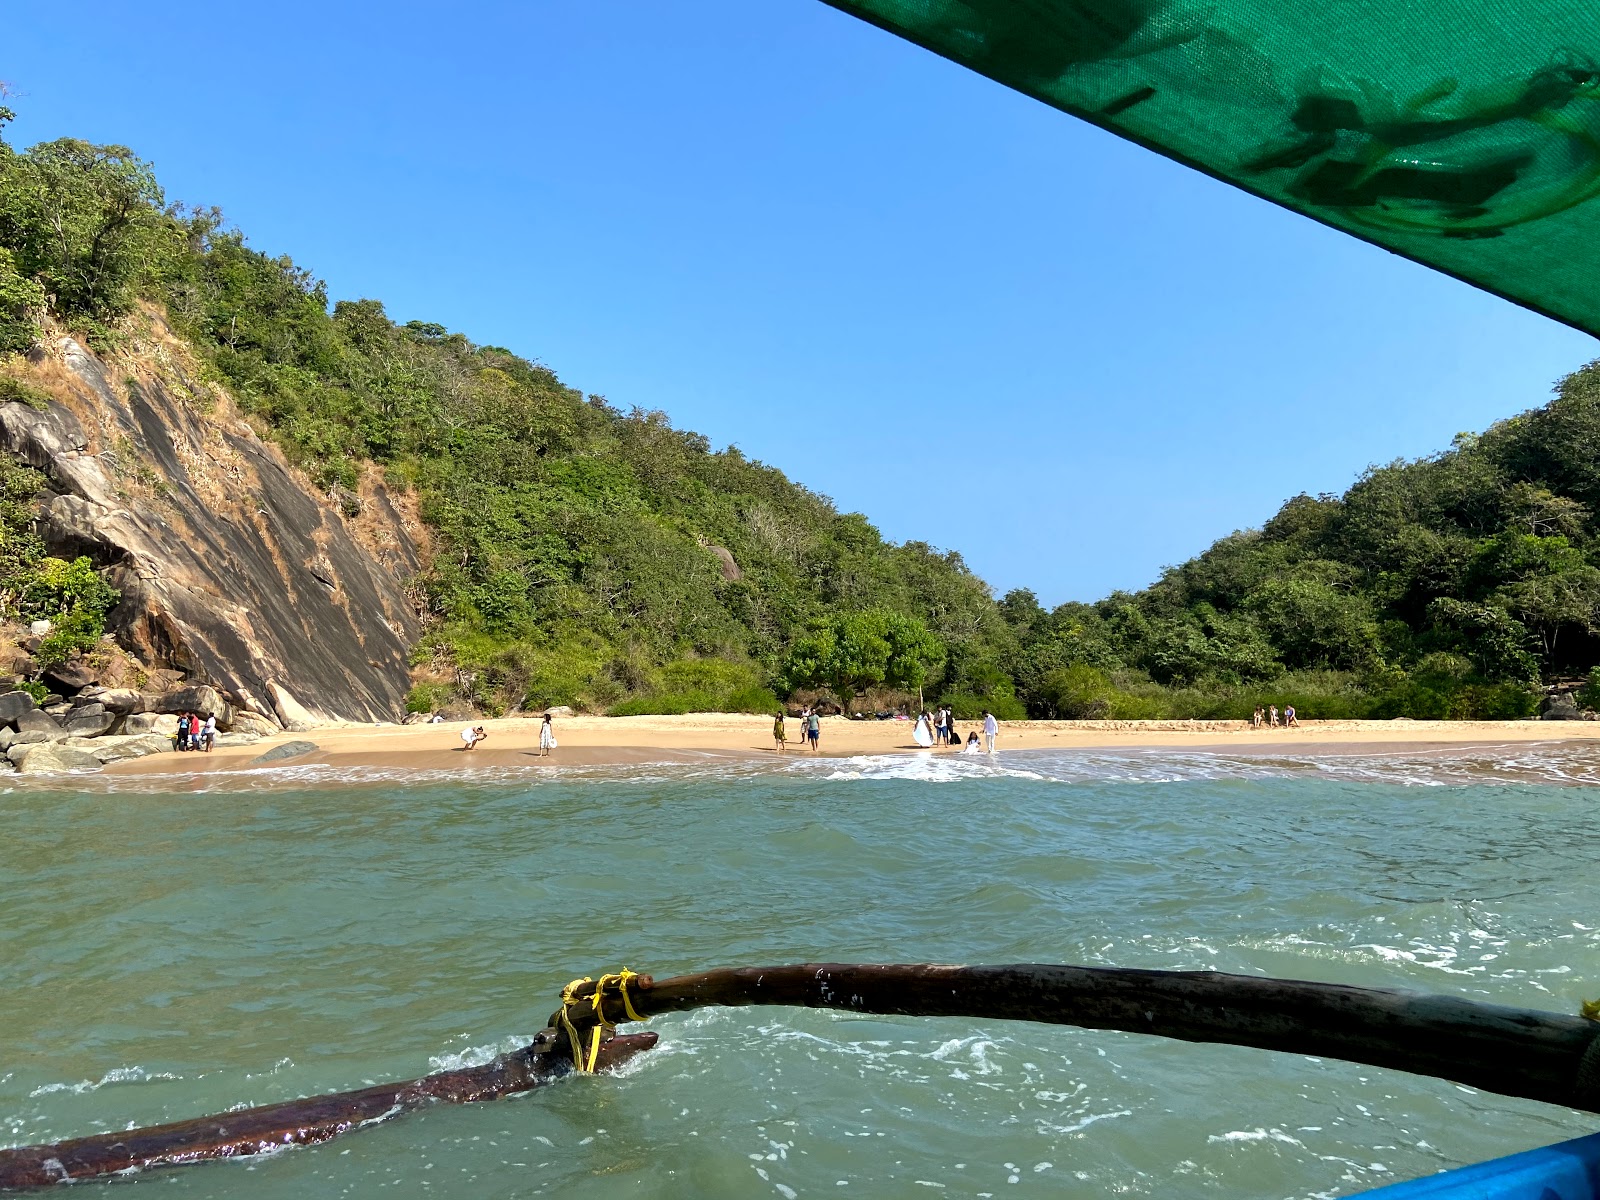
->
[933, 707, 947, 745]
[982, 710, 998, 753]
[773, 712, 787, 753]
[806, 707, 820, 751]
[539, 712, 556, 757]
[201, 712, 217, 752]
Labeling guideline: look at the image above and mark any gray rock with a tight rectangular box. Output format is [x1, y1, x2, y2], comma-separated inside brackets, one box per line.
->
[251, 739, 318, 763]
[134, 685, 233, 725]
[94, 688, 142, 714]
[216, 731, 262, 747]
[44, 655, 98, 693]
[544, 705, 575, 718]
[28, 619, 51, 637]
[228, 711, 281, 737]
[63, 703, 117, 737]
[122, 712, 179, 737]
[14, 743, 104, 774]
[43, 702, 71, 717]
[1541, 693, 1585, 720]
[0, 728, 13, 752]
[16, 709, 67, 741]
[0, 690, 37, 724]
[88, 733, 171, 764]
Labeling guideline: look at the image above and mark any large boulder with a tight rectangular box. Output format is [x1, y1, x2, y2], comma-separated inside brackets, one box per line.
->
[43, 654, 99, 694]
[121, 711, 179, 737]
[9, 742, 103, 773]
[63, 702, 117, 737]
[0, 690, 38, 724]
[135, 685, 232, 723]
[229, 711, 281, 737]
[1541, 692, 1586, 720]
[14, 709, 67, 743]
[80, 733, 170, 764]
[90, 687, 143, 714]
[252, 739, 318, 763]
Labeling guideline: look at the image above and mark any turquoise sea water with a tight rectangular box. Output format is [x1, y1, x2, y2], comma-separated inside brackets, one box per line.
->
[3, 745, 1599, 1198]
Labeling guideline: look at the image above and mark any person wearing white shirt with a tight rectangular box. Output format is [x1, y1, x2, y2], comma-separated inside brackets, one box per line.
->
[982, 710, 998, 753]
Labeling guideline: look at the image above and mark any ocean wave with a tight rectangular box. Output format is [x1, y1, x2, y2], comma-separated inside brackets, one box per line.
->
[45, 738, 1600, 794]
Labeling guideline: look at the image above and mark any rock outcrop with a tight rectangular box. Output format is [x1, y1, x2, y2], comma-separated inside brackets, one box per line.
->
[1, 314, 425, 725]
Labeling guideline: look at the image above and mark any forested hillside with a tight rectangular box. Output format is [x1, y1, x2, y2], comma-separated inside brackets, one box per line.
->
[2, 109, 1598, 720]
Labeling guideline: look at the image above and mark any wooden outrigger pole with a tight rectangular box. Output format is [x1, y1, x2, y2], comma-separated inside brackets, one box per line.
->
[3, 962, 1598, 1190]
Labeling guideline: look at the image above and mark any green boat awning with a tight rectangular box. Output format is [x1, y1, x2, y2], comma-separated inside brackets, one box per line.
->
[822, 0, 1600, 337]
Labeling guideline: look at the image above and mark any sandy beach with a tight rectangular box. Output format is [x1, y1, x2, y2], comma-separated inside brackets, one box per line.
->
[101, 714, 1600, 777]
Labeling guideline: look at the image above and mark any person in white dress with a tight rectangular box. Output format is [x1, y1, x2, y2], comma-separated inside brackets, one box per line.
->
[461, 725, 487, 751]
[539, 713, 557, 756]
[913, 710, 934, 748]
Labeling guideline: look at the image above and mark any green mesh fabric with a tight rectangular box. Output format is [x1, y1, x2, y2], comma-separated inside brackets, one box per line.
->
[822, 0, 1600, 335]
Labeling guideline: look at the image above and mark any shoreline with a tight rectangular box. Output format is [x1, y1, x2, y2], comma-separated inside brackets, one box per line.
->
[96, 714, 1600, 779]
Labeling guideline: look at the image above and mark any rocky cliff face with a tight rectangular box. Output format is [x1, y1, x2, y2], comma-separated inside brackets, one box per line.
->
[1, 310, 425, 725]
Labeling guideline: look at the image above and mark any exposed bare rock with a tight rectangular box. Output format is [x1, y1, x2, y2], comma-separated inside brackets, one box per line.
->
[135, 685, 230, 720]
[121, 712, 177, 737]
[63, 703, 116, 737]
[78, 733, 170, 763]
[43, 654, 99, 693]
[0, 691, 37, 724]
[253, 739, 317, 763]
[14, 709, 67, 742]
[91, 688, 142, 714]
[267, 682, 320, 732]
[229, 711, 281, 737]
[0, 324, 424, 724]
[709, 544, 742, 582]
[11, 742, 103, 773]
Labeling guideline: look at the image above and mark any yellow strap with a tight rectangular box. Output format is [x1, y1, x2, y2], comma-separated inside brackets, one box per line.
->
[557, 969, 647, 1072]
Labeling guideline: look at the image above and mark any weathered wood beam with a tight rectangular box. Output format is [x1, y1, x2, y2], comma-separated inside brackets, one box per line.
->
[5, 962, 1597, 1192]
[562, 963, 1600, 1114]
[0, 1029, 658, 1189]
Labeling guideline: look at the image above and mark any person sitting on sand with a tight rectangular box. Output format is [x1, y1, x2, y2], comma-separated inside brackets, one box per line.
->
[962, 730, 981, 754]
[539, 712, 556, 757]
[773, 712, 787, 753]
[1251, 705, 1263, 729]
[1269, 705, 1280, 728]
[1283, 704, 1299, 727]
[460, 725, 487, 751]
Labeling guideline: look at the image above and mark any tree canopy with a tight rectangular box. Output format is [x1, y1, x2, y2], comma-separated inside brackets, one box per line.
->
[0, 115, 1595, 720]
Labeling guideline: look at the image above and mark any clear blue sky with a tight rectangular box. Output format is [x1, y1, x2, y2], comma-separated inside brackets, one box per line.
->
[5, 0, 1596, 606]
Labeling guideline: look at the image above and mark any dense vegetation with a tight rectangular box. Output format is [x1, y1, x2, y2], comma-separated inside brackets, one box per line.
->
[2, 110, 1598, 719]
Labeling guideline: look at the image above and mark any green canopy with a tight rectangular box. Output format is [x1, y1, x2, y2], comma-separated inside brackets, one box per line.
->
[821, 0, 1600, 337]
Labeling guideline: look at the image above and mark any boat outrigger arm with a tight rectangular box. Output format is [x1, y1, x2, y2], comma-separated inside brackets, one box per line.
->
[2, 962, 1597, 1193]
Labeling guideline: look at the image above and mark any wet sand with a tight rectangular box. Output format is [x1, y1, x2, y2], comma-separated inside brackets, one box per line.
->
[102, 714, 1600, 777]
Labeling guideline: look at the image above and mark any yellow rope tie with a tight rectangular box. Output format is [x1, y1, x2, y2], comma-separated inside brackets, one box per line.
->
[558, 969, 647, 1073]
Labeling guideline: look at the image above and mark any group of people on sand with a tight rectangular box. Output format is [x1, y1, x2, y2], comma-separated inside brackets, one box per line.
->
[1250, 704, 1299, 729]
[459, 713, 558, 756]
[773, 706, 822, 752]
[914, 706, 998, 753]
[174, 711, 217, 752]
